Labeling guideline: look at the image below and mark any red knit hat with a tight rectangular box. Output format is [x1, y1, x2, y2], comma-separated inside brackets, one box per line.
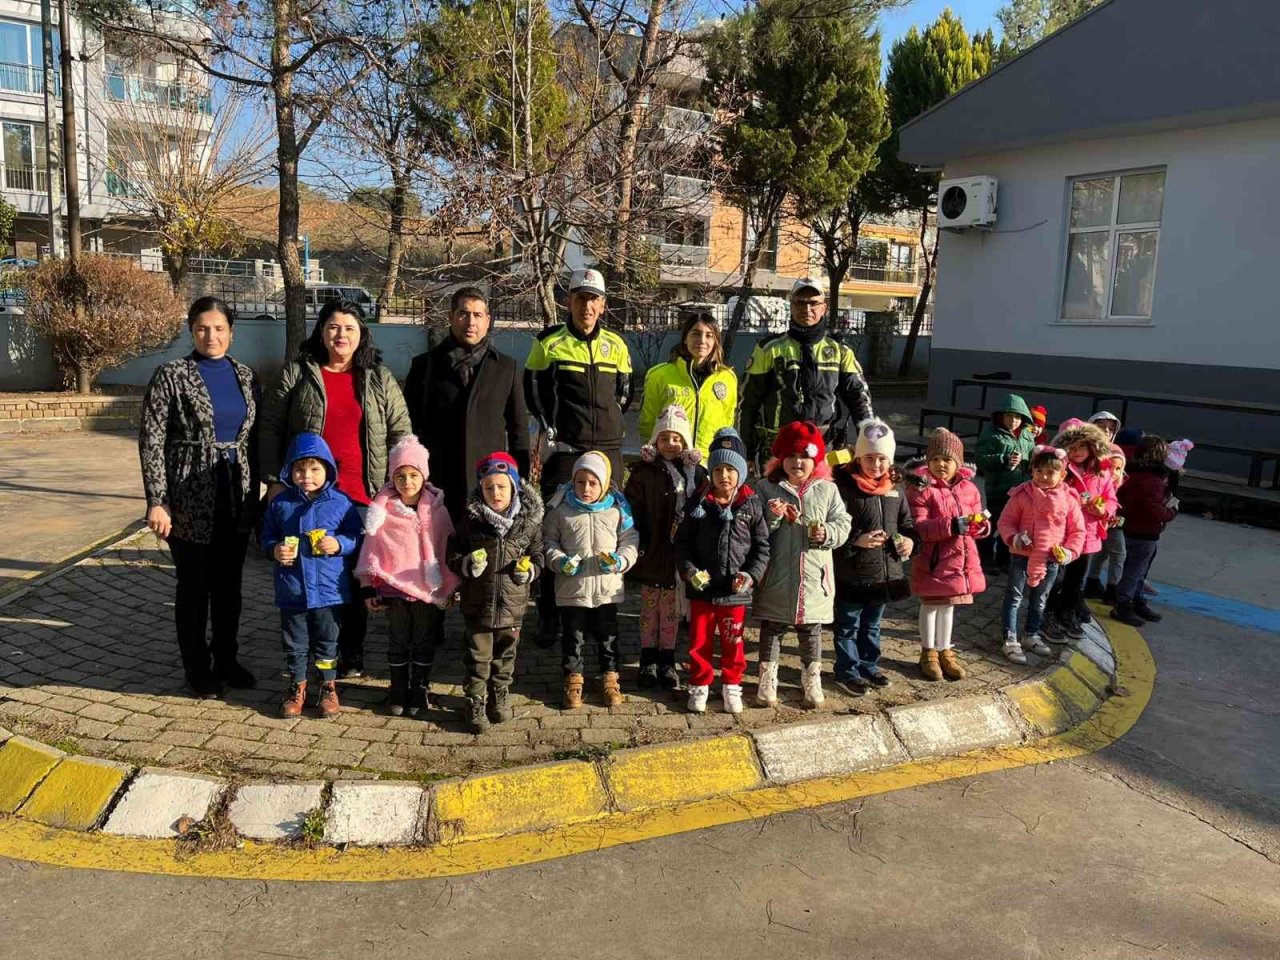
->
[772, 421, 826, 462]
[1030, 405, 1048, 429]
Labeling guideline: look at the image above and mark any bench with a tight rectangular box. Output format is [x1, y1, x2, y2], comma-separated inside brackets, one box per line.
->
[1182, 442, 1280, 490]
[918, 406, 990, 439]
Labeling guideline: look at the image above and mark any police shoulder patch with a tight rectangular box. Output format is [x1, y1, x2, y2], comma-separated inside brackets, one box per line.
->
[712, 381, 728, 400]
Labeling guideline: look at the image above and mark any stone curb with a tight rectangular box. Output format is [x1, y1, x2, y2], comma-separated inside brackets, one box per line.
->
[0, 626, 1119, 849]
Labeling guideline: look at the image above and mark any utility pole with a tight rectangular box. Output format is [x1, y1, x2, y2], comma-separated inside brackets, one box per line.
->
[57, 0, 82, 261]
[39, 0, 64, 258]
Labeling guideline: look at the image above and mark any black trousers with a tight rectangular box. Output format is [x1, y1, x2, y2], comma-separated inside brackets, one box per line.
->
[536, 447, 624, 634]
[339, 567, 368, 667]
[384, 598, 446, 674]
[978, 494, 1010, 569]
[1047, 554, 1089, 613]
[464, 617, 522, 699]
[167, 518, 249, 684]
[561, 604, 620, 676]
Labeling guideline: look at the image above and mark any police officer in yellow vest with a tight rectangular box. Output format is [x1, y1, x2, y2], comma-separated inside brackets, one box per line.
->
[739, 276, 874, 468]
[524, 267, 634, 644]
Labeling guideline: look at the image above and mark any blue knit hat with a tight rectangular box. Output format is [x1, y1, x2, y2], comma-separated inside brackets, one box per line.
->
[708, 427, 748, 478]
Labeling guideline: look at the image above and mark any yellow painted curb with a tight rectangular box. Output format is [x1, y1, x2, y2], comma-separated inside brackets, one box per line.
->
[1066, 650, 1110, 696]
[434, 760, 610, 842]
[606, 734, 761, 812]
[1044, 665, 1102, 718]
[0, 737, 64, 813]
[0, 620, 1155, 882]
[1003, 681, 1072, 736]
[19, 756, 131, 831]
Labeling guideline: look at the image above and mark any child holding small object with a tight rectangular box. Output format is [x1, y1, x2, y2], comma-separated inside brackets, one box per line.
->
[261, 432, 364, 718]
[976, 394, 1036, 572]
[542, 451, 639, 708]
[447, 452, 544, 733]
[1084, 445, 1128, 604]
[355, 436, 459, 719]
[905, 429, 990, 682]
[1111, 435, 1178, 627]
[623, 405, 706, 690]
[996, 446, 1086, 663]
[831, 419, 916, 695]
[753, 421, 852, 708]
[673, 427, 770, 714]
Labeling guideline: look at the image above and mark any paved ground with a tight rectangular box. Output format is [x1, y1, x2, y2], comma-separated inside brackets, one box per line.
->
[0, 531, 1035, 780]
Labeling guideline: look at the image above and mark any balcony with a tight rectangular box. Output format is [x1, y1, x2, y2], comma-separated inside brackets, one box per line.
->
[656, 105, 712, 142]
[1, 164, 49, 193]
[105, 73, 212, 115]
[847, 260, 921, 286]
[660, 243, 709, 268]
[0, 61, 60, 97]
[661, 173, 711, 217]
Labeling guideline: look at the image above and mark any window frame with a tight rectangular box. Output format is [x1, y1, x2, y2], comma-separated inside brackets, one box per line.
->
[1057, 166, 1165, 325]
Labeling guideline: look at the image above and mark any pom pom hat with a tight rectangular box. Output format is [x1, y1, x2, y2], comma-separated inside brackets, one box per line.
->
[854, 418, 896, 462]
[708, 427, 749, 479]
[772, 420, 827, 463]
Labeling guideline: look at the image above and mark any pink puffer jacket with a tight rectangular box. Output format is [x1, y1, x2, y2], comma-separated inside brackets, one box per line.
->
[998, 480, 1087, 587]
[1064, 462, 1117, 555]
[905, 461, 988, 601]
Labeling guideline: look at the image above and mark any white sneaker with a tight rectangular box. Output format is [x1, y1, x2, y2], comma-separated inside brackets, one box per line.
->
[755, 661, 779, 706]
[722, 683, 744, 715]
[801, 662, 825, 706]
[1022, 633, 1052, 656]
[1002, 641, 1028, 665]
[686, 684, 709, 714]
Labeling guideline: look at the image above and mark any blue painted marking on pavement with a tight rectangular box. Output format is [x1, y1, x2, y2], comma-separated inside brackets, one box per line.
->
[1148, 582, 1280, 634]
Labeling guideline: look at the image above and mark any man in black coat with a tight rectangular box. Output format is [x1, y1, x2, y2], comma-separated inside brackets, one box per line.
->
[404, 288, 530, 518]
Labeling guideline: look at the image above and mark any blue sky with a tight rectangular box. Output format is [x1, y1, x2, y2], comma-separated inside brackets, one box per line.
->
[879, 0, 1007, 52]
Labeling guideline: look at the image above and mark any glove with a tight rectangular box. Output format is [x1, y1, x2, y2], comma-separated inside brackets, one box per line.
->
[951, 516, 970, 536]
[598, 551, 623, 574]
[558, 555, 581, 576]
[1167, 496, 1180, 511]
[1013, 531, 1033, 548]
[511, 566, 533, 585]
[463, 549, 488, 578]
[731, 572, 752, 593]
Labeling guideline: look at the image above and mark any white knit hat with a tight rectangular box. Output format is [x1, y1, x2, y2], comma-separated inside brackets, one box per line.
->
[650, 404, 693, 448]
[854, 418, 896, 462]
[572, 450, 611, 489]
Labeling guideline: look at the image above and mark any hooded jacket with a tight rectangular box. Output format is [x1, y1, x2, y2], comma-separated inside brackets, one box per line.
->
[261, 433, 364, 610]
[752, 462, 853, 624]
[542, 485, 640, 608]
[975, 393, 1036, 502]
[1118, 463, 1177, 540]
[833, 465, 917, 603]
[447, 479, 545, 627]
[623, 451, 708, 589]
[354, 436, 460, 606]
[1052, 420, 1118, 555]
[904, 459, 988, 601]
[673, 482, 771, 605]
[998, 479, 1087, 587]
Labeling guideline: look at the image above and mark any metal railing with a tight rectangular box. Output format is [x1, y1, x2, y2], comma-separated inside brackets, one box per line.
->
[0, 60, 60, 96]
[105, 72, 213, 115]
[659, 243, 709, 267]
[2, 164, 49, 193]
[847, 260, 922, 285]
[657, 105, 712, 137]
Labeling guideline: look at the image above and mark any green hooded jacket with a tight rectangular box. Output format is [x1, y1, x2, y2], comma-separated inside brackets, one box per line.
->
[976, 393, 1036, 502]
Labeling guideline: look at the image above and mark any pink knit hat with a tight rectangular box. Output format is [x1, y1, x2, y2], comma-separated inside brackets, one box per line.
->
[388, 435, 430, 480]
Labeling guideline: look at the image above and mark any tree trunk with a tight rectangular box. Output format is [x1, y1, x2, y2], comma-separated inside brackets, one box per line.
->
[58, 0, 80, 263]
[379, 166, 409, 311]
[75, 363, 90, 395]
[272, 0, 307, 358]
[163, 249, 187, 294]
[724, 201, 780, 355]
[898, 206, 934, 378]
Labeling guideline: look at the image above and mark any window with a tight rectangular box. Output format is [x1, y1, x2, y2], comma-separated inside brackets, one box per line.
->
[746, 221, 779, 272]
[1061, 168, 1164, 321]
[660, 216, 707, 248]
[0, 20, 57, 95]
[2, 120, 49, 192]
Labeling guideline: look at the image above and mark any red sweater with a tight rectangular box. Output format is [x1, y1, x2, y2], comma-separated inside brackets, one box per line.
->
[321, 368, 369, 505]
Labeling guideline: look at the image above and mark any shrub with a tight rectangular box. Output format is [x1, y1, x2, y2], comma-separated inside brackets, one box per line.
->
[21, 254, 184, 393]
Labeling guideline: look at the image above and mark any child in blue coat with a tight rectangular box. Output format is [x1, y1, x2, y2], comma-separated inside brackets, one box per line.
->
[261, 432, 364, 718]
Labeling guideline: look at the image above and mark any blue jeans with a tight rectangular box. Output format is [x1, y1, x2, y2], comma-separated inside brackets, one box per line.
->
[833, 599, 887, 680]
[1002, 555, 1060, 637]
[1086, 530, 1126, 586]
[280, 606, 340, 683]
[1117, 538, 1159, 605]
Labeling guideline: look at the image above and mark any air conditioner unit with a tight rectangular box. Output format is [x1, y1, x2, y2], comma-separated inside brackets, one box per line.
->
[937, 176, 998, 230]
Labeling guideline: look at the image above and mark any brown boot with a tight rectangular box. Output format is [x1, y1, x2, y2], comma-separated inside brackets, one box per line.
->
[563, 673, 584, 709]
[938, 648, 967, 681]
[919, 649, 943, 682]
[280, 680, 306, 718]
[318, 680, 341, 718]
[601, 671, 623, 707]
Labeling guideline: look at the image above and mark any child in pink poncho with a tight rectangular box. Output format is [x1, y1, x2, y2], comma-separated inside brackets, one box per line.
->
[355, 435, 459, 717]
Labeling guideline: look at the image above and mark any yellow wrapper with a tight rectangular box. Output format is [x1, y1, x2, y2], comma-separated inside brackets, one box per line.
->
[690, 570, 711, 590]
[282, 536, 299, 548]
[470, 548, 487, 565]
[306, 529, 327, 551]
[597, 551, 614, 565]
[1051, 545, 1068, 563]
[515, 555, 533, 572]
[826, 448, 853, 466]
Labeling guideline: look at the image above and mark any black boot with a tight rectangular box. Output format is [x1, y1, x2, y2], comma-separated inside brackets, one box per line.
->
[1102, 583, 1117, 605]
[408, 664, 431, 718]
[1083, 578, 1105, 600]
[637, 648, 659, 688]
[384, 664, 410, 717]
[1075, 597, 1094, 625]
[1111, 602, 1144, 627]
[1133, 597, 1163, 623]
[487, 680, 513, 724]
[466, 695, 490, 734]
[657, 649, 680, 690]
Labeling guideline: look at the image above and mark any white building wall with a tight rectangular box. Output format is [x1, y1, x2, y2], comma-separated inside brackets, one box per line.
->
[934, 115, 1280, 371]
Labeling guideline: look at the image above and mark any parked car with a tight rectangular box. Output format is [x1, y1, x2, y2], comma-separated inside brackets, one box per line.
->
[245, 284, 379, 322]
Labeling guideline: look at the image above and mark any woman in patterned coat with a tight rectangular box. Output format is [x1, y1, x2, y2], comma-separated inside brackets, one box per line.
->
[139, 297, 260, 699]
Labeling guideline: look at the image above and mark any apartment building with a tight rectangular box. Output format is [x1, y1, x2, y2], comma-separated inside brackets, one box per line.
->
[0, 1, 211, 259]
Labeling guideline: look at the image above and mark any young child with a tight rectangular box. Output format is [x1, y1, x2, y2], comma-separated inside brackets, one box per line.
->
[1089, 410, 1122, 442]
[261, 432, 364, 718]
[976, 393, 1036, 573]
[1111, 435, 1178, 626]
[831, 419, 915, 695]
[673, 427, 770, 714]
[996, 446, 1086, 663]
[1043, 419, 1117, 641]
[624, 405, 706, 690]
[447, 452, 544, 733]
[355, 436, 459, 718]
[542, 450, 639, 708]
[1084, 444, 1128, 603]
[753, 421, 851, 708]
[905, 428, 989, 681]
[1026, 405, 1049, 443]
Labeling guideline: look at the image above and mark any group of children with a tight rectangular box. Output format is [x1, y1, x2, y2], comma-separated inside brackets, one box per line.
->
[256, 395, 1187, 726]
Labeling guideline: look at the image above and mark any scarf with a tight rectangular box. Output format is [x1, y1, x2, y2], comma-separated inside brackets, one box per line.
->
[355, 484, 460, 604]
[446, 336, 488, 388]
[853, 471, 894, 496]
[787, 317, 828, 364]
[565, 488, 636, 532]
[660, 455, 700, 535]
[477, 492, 522, 538]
